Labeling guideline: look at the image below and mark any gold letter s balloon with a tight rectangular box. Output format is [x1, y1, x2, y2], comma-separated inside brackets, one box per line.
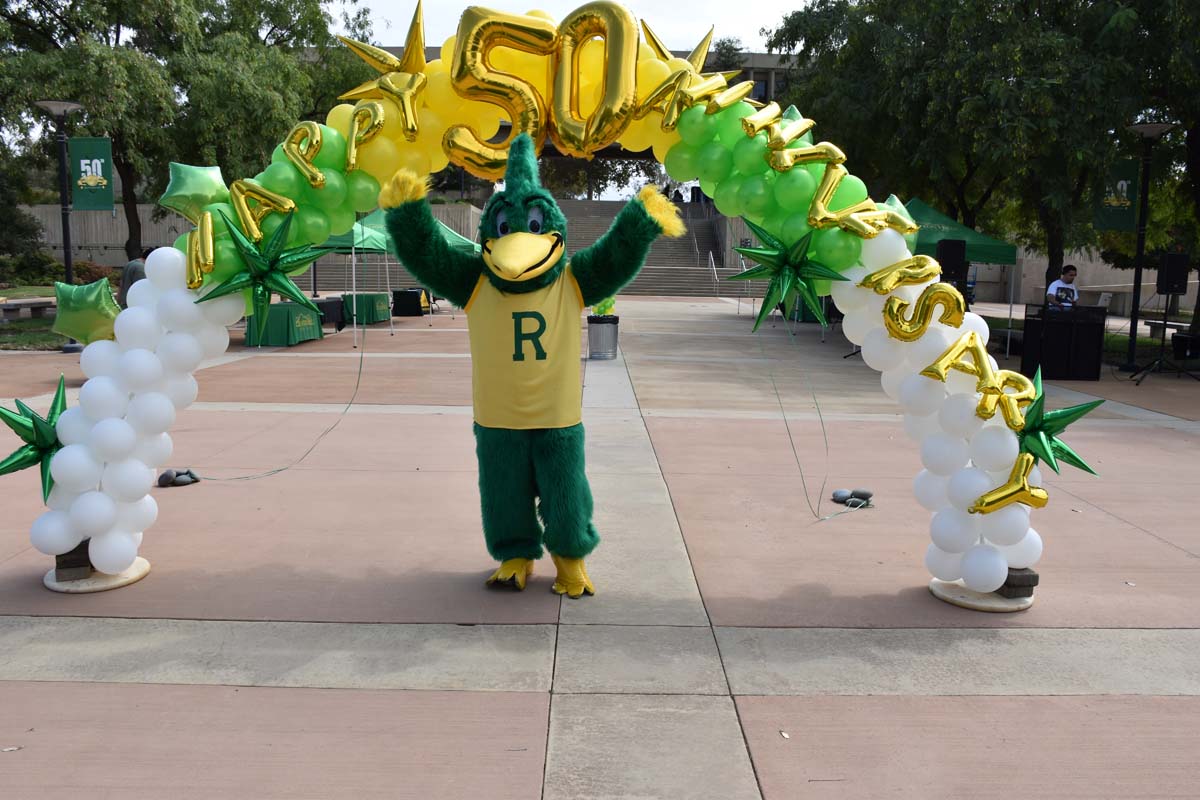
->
[550, 2, 638, 157]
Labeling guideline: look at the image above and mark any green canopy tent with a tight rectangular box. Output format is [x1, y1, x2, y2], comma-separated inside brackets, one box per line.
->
[904, 198, 1022, 355]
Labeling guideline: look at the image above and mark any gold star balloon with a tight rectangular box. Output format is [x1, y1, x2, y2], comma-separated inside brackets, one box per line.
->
[338, 1, 427, 141]
[51, 278, 120, 344]
[1, 375, 67, 502]
[636, 21, 757, 130]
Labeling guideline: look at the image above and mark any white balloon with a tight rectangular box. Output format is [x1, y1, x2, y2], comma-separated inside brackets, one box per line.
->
[198, 292, 245, 327]
[981, 503, 1032, 547]
[115, 495, 158, 533]
[945, 369, 979, 395]
[145, 247, 187, 291]
[87, 417, 138, 462]
[80, 339, 122, 379]
[1002, 527, 1043, 569]
[905, 324, 957, 370]
[196, 323, 230, 359]
[68, 490, 118, 538]
[54, 407, 94, 446]
[133, 432, 173, 467]
[861, 327, 905, 372]
[938, 392, 985, 439]
[903, 412, 941, 442]
[893, 280, 934, 305]
[117, 348, 164, 393]
[101, 458, 154, 503]
[829, 266, 869, 312]
[89, 530, 140, 575]
[930, 507, 981, 553]
[157, 331, 203, 374]
[961, 544, 1009, 593]
[925, 543, 964, 582]
[125, 392, 176, 436]
[125, 279, 160, 310]
[881, 367, 910, 401]
[30, 510, 83, 556]
[969, 426, 1020, 472]
[157, 288, 205, 331]
[1029, 465, 1044, 487]
[164, 374, 199, 409]
[79, 375, 129, 421]
[49, 444, 103, 492]
[961, 312, 991, 346]
[46, 484, 81, 512]
[860, 228, 909, 270]
[920, 432, 969, 476]
[114, 306, 162, 351]
[946, 467, 994, 511]
[131, 531, 144, 547]
[842, 309, 877, 346]
[913, 469, 949, 512]
[899, 373, 946, 417]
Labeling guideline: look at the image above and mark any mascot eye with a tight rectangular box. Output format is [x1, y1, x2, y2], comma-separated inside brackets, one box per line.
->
[496, 210, 510, 236]
[527, 206, 544, 234]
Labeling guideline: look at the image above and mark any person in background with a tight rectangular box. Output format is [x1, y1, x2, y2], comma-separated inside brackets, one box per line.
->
[117, 248, 151, 308]
[1046, 264, 1079, 310]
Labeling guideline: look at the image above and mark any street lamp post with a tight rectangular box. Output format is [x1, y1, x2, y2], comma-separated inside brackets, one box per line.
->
[1122, 122, 1176, 372]
[35, 100, 85, 354]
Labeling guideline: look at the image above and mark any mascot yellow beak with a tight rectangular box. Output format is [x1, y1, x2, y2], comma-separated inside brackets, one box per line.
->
[482, 231, 564, 282]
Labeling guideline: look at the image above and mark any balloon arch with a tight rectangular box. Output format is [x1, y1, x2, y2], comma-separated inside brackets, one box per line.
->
[7, 2, 1100, 602]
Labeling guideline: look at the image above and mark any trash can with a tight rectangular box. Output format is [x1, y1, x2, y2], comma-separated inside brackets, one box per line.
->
[587, 315, 618, 359]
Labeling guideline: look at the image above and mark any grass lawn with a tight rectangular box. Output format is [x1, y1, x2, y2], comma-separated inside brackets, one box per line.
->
[0, 286, 56, 300]
[0, 317, 66, 351]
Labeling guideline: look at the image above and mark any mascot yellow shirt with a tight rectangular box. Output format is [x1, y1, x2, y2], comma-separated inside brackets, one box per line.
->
[464, 268, 584, 430]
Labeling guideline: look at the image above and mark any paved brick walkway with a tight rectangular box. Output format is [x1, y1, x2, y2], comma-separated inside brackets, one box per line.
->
[2, 297, 1198, 798]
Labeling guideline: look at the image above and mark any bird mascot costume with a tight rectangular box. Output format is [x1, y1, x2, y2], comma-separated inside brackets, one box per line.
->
[382, 133, 685, 597]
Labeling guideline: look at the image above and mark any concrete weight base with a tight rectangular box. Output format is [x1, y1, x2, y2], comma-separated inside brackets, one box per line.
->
[929, 578, 1034, 613]
[44, 557, 151, 594]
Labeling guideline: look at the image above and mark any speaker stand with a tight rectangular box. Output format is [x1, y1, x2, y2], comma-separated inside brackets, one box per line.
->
[1132, 301, 1200, 384]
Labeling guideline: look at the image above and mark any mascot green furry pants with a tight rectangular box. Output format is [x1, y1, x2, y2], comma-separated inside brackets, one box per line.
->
[383, 133, 684, 597]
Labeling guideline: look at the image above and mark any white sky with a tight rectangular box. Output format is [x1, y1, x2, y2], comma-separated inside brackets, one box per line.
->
[353, 0, 799, 52]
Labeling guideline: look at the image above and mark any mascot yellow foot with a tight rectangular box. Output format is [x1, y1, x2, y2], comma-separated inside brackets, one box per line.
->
[551, 554, 595, 598]
[486, 558, 534, 590]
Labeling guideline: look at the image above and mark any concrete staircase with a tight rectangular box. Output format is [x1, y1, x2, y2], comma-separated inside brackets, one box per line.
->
[313, 199, 767, 301]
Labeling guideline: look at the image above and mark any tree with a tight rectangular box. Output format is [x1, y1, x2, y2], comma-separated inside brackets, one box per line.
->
[0, 143, 45, 261]
[708, 36, 744, 77]
[537, 154, 662, 200]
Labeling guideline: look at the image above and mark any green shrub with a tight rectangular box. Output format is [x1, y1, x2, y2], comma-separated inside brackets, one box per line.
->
[0, 252, 117, 288]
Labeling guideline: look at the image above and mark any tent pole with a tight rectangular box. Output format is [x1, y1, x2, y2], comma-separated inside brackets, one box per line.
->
[1006, 262, 1015, 358]
[351, 236, 359, 349]
[385, 247, 395, 336]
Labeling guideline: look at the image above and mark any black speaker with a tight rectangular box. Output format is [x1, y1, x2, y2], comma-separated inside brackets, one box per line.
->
[936, 239, 968, 288]
[1157, 253, 1189, 296]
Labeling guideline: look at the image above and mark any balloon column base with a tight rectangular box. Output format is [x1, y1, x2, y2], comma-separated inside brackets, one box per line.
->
[928, 578, 1034, 613]
[43, 557, 151, 594]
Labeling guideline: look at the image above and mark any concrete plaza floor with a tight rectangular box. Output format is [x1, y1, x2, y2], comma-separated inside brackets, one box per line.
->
[2, 297, 1199, 798]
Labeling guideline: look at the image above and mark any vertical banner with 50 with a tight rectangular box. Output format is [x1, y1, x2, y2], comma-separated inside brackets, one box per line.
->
[68, 137, 114, 211]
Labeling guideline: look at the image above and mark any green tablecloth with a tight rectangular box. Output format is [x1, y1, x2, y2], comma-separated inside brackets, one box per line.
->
[244, 302, 324, 347]
[342, 293, 391, 324]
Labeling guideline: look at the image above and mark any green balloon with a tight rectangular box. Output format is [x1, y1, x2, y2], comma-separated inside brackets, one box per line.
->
[713, 174, 745, 217]
[204, 202, 237, 237]
[813, 278, 833, 297]
[699, 178, 719, 200]
[696, 140, 733, 183]
[732, 132, 769, 176]
[774, 167, 816, 212]
[347, 171, 381, 213]
[270, 144, 288, 165]
[716, 101, 755, 147]
[172, 232, 189, 252]
[813, 227, 862, 271]
[309, 169, 348, 211]
[664, 142, 700, 182]
[738, 173, 774, 217]
[159, 163, 229, 223]
[296, 206, 332, 245]
[677, 105, 717, 147]
[313, 125, 348, 172]
[782, 212, 812, 245]
[52, 278, 119, 344]
[260, 161, 305, 199]
[327, 203, 356, 236]
[210, 236, 243, 284]
[831, 174, 868, 209]
[762, 210, 789, 240]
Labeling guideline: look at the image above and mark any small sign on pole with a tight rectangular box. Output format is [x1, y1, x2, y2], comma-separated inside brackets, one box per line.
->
[68, 137, 114, 211]
[1095, 159, 1138, 232]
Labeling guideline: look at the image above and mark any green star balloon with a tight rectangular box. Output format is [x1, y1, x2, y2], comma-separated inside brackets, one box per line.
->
[876, 195, 918, 252]
[727, 218, 849, 331]
[51, 278, 119, 344]
[196, 210, 325, 341]
[159, 163, 230, 223]
[1, 375, 67, 502]
[1019, 368, 1104, 475]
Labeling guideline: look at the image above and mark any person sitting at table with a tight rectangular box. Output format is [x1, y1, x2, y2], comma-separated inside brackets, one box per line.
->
[1046, 264, 1080, 310]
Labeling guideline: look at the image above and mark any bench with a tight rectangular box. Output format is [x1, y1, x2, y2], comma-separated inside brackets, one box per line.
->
[1, 300, 55, 322]
[1145, 320, 1188, 339]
